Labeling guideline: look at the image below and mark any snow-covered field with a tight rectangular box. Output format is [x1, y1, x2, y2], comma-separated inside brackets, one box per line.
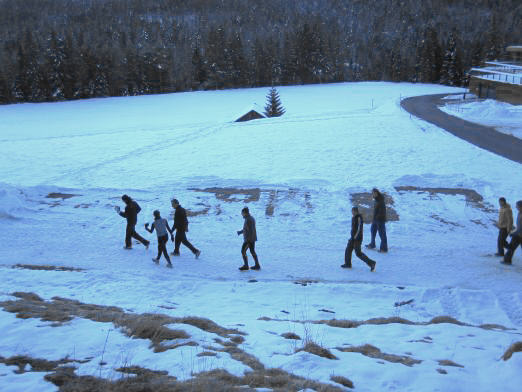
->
[0, 82, 521, 392]
[441, 96, 522, 139]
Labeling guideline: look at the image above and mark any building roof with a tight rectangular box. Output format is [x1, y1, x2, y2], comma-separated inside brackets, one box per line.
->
[507, 46, 522, 52]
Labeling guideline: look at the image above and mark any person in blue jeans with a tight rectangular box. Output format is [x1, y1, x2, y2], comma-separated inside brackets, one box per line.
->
[366, 188, 388, 252]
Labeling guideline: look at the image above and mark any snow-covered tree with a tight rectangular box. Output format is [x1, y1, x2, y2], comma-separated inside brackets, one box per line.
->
[264, 87, 285, 118]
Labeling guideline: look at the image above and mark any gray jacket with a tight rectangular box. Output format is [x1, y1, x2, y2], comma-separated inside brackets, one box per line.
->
[513, 212, 522, 238]
[240, 215, 257, 243]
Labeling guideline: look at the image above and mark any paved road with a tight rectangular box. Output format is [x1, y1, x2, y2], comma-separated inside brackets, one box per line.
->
[401, 93, 522, 164]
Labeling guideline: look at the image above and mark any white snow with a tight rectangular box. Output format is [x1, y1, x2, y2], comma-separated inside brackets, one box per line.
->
[0, 82, 521, 392]
[441, 98, 522, 139]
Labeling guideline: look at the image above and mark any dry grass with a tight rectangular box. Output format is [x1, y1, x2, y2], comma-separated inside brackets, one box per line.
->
[0, 355, 74, 374]
[296, 342, 338, 360]
[330, 375, 354, 389]
[197, 351, 218, 357]
[46, 193, 79, 199]
[502, 341, 522, 361]
[437, 359, 464, 368]
[428, 316, 466, 326]
[14, 264, 85, 272]
[336, 344, 422, 367]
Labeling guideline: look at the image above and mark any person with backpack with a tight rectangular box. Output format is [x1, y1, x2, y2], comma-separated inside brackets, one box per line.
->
[366, 188, 388, 253]
[342, 206, 376, 271]
[170, 199, 201, 258]
[503, 200, 522, 265]
[237, 207, 261, 271]
[115, 194, 150, 249]
[145, 210, 173, 268]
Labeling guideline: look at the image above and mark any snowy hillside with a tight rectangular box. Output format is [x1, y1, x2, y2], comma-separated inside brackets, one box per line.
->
[0, 82, 521, 392]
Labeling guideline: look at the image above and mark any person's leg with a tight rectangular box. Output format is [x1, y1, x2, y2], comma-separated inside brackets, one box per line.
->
[125, 224, 133, 248]
[180, 231, 198, 254]
[240, 242, 249, 268]
[354, 240, 375, 269]
[499, 228, 509, 255]
[159, 236, 171, 263]
[173, 231, 182, 255]
[343, 239, 354, 267]
[132, 229, 150, 247]
[503, 236, 520, 264]
[368, 221, 377, 248]
[377, 221, 388, 252]
[249, 242, 260, 268]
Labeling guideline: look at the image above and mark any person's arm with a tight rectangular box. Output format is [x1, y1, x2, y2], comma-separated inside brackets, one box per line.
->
[145, 222, 154, 234]
[115, 205, 126, 218]
[166, 220, 174, 236]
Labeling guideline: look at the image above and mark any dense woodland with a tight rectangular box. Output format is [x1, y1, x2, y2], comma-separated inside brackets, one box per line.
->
[0, 0, 520, 104]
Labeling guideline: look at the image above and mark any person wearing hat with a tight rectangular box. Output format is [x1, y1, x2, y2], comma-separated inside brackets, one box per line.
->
[237, 207, 261, 271]
[170, 198, 201, 259]
[115, 194, 150, 249]
[145, 210, 173, 267]
[503, 200, 522, 265]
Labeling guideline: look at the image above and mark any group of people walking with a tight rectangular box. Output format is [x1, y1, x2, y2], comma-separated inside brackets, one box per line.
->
[115, 188, 521, 272]
[116, 195, 260, 270]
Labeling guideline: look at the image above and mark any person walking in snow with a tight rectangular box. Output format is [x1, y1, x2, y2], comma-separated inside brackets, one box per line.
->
[145, 210, 173, 267]
[495, 197, 514, 257]
[366, 188, 388, 253]
[237, 207, 261, 271]
[115, 194, 150, 250]
[170, 199, 201, 258]
[503, 200, 522, 265]
[342, 207, 376, 271]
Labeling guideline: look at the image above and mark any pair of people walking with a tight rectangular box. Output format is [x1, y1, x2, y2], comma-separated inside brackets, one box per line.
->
[498, 199, 522, 265]
[117, 195, 200, 267]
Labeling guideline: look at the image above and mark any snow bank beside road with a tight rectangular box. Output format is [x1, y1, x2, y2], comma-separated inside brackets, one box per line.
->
[441, 99, 522, 139]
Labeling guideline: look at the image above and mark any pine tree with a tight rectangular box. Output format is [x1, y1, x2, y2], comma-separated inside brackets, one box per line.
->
[440, 32, 461, 86]
[264, 87, 285, 118]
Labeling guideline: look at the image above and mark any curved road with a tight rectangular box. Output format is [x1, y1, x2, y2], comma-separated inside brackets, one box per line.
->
[401, 93, 522, 164]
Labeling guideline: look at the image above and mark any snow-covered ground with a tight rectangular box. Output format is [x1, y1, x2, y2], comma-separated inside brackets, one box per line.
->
[0, 82, 521, 392]
[441, 96, 522, 139]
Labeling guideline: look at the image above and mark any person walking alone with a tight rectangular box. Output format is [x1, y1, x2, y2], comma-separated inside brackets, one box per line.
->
[342, 207, 376, 271]
[495, 197, 514, 257]
[116, 194, 150, 249]
[145, 210, 173, 268]
[503, 200, 522, 265]
[170, 199, 201, 259]
[366, 188, 388, 253]
[237, 207, 261, 271]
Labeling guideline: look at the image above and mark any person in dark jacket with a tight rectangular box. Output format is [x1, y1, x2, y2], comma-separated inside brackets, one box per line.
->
[503, 200, 522, 265]
[237, 207, 260, 271]
[145, 210, 173, 267]
[366, 188, 388, 252]
[170, 199, 201, 258]
[342, 207, 376, 271]
[116, 194, 150, 249]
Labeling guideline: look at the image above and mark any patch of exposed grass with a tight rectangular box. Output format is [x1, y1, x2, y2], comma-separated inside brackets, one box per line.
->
[197, 351, 218, 357]
[429, 316, 466, 326]
[14, 264, 85, 272]
[336, 344, 422, 367]
[0, 355, 74, 374]
[437, 359, 464, 368]
[330, 374, 354, 388]
[297, 342, 338, 360]
[0, 292, 243, 353]
[281, 332, 301, 340]
[502, 342, 522, 361]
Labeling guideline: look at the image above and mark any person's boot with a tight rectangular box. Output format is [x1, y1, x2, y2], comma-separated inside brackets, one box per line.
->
[166, 262, 173, 268]
[250, 264, 261, 270]
[195, 250, 201, 259]
[341, 263, 352, 268]
[239, 264, 249, 271]
[152, 258, 159, 264]
[370, 261, 376, 272]
[365, 243, 375, 249]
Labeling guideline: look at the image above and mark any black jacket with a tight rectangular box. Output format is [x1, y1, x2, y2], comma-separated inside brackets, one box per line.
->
[120, 200, 141, 225]
[173, 205, 189, 232]
[351, 213, 364, 242]
[373, 193, 386, 222]
[239, 215, 257, 243]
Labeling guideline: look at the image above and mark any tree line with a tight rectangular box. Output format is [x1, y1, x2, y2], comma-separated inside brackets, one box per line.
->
[0, 0, 520, 104]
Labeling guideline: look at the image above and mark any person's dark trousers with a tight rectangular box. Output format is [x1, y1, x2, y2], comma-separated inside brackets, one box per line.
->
[345, 239, 374, 268]
[174, 230, 198, 255]
[241, 241, 259, 266]
[125, 224, 150, 248]
[497, 228, 509, 255]
[504, 235, 521, 264]
[157, 235, 171, 262]
[370, 220, 388, 251]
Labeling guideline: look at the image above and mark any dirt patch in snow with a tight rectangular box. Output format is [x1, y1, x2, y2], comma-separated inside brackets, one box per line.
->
[336, 344, 422, 367]
[350, 192, 399, 222]
[502, 341, 522, 361]
[46, 193, 80, 199]
[13, 264, 85, 272]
